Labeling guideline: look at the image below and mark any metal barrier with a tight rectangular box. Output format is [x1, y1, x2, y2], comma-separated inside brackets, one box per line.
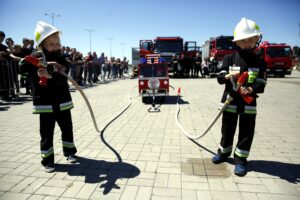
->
[0, 58, 20, 100]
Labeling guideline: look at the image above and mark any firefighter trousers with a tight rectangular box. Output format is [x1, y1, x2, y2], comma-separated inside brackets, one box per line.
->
[217, 111, 256, 165]
[39, 109, 77, 166]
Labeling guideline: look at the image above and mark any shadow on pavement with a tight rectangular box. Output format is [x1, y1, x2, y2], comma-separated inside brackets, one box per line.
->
[56, 105, 141, 195]
[0, 105, 9, 111]
[248, 160, 300, 183]
[142, 95, 189, 105]
[0, 96, 33, 111]
[55, 157, 140, 194]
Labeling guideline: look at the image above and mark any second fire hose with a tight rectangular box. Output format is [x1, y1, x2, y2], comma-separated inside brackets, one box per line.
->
[171, 85, 233, 140]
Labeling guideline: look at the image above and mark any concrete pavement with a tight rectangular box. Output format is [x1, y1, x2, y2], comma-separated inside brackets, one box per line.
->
[0, 71, 299, 200]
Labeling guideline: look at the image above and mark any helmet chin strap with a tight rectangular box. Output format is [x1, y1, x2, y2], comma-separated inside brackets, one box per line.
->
[256, 35, 263, 47]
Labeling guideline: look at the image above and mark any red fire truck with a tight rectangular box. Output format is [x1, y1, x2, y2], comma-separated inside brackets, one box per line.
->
[292, 46, 300, 70]
[138, 54, 169, 103]
[255, 41, 293, 77]
[201, 35, 239, 75]
[139, 37, 199, 73]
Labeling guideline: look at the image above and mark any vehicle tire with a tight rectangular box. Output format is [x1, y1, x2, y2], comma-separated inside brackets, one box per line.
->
[142, 96, 151, 104]
[142, 96, 147, 103]
[157, 96, 165, 103]
[279, 72, 285, 78]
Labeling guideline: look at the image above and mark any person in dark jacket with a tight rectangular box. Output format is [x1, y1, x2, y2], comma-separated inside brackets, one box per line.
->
[20, 21, 78, 173]
[193, 52, 202, 78]
[211, 18, 267, 176]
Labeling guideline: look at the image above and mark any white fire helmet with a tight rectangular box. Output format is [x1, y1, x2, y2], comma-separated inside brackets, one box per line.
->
[233, 17, 262, 42]
[34, 21, 61, 46]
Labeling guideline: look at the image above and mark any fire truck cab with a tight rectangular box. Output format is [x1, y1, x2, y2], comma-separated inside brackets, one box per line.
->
[140, 40, 153, 58]
[202, 36, 239, 76]
[138, 54, 169, 103]
[255, 41, 293, 77]
[139, 37, 199, 73]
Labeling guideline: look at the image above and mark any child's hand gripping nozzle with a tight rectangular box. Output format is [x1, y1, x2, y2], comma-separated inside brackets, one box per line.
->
[230, 71, 254, 104]
[23, 51, 48, 86]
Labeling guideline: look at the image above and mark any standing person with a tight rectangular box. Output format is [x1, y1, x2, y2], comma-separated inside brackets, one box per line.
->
[115, 58, 120, 78]
[193, 52, 202, 78]
[22, 38, 31, 55]
[101, 56, 108, 81]
[0, 32, 11, 100]
[19, 38, 34, 95]
[73, 51, 84, 85]
[122, 57, 128, 74]
[20, 21, 78, 173]
[211, 18, 267, 176]
[171, 54, 177, 77]
[84, 52, 94, 86]
[184, 54, 192, 78]
[0, 31, 8, 53]
[201, 57, 209, 78]
[107, 57, 112, 79]
[178, 53, 185, 78]
[111, 57, 117, 79]
[98, 52, 105, 79]
[92, 52, 99, 82]
[29, 39, 35, 53]
[208, 56, 218, 77]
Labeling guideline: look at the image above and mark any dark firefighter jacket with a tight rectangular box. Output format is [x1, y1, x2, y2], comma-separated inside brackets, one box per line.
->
[20, 53, 73, 114]
[217, 50, 267, 114]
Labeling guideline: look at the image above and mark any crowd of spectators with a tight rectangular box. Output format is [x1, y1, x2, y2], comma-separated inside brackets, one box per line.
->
[170, 52, 218, 78]
[0, 31, 129, 101]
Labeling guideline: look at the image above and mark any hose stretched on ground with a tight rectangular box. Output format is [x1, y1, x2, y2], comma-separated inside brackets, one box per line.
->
[170, 85, 233, 140]
[60, 71, 137, 133]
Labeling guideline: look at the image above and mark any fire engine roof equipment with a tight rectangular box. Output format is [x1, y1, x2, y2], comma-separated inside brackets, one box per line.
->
[233, 17, 262, 42]
[35, 21, 61, 46]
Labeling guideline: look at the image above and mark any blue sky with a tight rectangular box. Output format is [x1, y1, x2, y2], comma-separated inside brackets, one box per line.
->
[1, 0, 299, 61]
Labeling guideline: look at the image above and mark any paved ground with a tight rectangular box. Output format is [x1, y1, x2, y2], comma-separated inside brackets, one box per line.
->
[0, 71, 299, 200]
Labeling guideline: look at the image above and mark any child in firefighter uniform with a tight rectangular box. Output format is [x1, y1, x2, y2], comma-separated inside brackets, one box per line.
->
[20, 21, 77, 173]
[212, 18, 267, 176]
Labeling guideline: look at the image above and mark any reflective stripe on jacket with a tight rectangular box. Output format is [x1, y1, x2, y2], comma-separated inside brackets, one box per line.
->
[33, 101, 74, 114]
[219, 103, 257, 114]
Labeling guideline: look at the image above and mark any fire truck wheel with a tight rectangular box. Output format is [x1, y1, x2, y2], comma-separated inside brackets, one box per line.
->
[279, 72, 285, 78]
[142, 96, 150, 104]
[157, 96, 165, 103]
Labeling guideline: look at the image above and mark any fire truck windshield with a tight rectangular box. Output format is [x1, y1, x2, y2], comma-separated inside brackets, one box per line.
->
[139, 64, 167, 77]
[267, 47, 291, 58]
[154, 41, 183, 53]
[216, 38, 239, 50]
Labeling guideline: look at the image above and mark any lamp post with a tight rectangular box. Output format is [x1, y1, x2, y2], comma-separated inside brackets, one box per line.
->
[107, 37, 114, 58]
[298, 23, 300, 39]
[120, 42, 126, 58]
[85, 29, 95, 53]
[44, 13, 60, 26]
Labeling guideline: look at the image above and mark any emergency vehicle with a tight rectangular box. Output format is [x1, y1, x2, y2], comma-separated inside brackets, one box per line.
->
[292, 46, 300, 70]
[255, 41, 293, 77]
[201, 35, 239, 75]
[139, 37, 199, 73]
[138, 54, 169, 103]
